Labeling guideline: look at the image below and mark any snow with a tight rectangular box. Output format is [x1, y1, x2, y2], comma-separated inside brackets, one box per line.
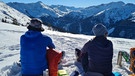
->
[7, 1, 58, 18]
[78, 1, 125, 18]
[102, 3, 135, 24]
[0, 22, 135, 76]
[7, 1, 82, 18]
[131, 12, 135, 22]
[0, 2, 30, 25]
[7, 1, 81, 18]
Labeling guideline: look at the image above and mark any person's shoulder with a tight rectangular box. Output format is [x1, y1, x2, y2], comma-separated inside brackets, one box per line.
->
[84, 39, 93, 46]
[42, 34, 49, 38]
[20, 34, 25, 39]
[107, 39, 112, 43]
[107, 39, 113, 45]
[42, 34, 52, 40]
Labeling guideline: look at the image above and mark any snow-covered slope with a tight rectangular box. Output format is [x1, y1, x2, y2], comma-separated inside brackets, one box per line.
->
[0, 22, 135, 76]
[78, 1, 125, 18]
[0, 1, 30, 25]
[65, 1, 135, 23]
[131, 12, 135, 22]
[50, 5, 82, 17]
[100, 3, 135, 24]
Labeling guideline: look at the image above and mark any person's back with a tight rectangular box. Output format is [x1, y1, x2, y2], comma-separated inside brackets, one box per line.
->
[81, 23, 113, 76]
[82, 36, 113, 76]
[20, 18, 55, 75]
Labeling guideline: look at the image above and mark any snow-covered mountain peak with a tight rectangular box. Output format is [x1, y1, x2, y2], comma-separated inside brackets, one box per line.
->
[7, 2, 83, 18]
[7, 2, 59, 17]
[102, 2, 135, 24]
[49, 5, 83, 17]
[106, 1, 125, 6]
[85, 1, 124, 10]
[69, 1, 125, 18]
[34, 1, 49, 8]
[131, 12, 135, 22]
[36, 1, 42, 4]
[50, 5, 82, 12]
[34, 1, 54, 12]
[76, 1, 135, 24]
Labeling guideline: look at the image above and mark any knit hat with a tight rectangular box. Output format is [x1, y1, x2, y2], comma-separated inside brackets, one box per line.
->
[27, 18, 44, 31]
[92, 23, 108, 36]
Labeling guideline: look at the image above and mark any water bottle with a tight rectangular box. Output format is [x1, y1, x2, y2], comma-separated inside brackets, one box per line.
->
[43, 69, 49, 76]
[117, 51, 122, 67]
[122, 51, 130, 62]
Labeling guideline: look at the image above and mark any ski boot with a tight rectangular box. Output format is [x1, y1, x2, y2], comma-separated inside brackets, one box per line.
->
[75, 48, 81, 62]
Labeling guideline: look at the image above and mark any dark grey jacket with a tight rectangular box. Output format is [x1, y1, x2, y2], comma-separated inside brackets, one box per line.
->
[81, 36, 113, 76]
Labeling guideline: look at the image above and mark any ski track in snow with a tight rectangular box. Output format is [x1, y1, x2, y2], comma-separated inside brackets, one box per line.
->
[0, 22, 135, 76]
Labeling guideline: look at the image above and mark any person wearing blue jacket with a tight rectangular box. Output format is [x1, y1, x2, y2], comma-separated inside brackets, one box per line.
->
[20, 18, 55, 76]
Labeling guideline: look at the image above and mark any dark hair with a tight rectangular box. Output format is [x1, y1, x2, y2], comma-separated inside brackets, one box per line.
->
[27, 25, 44, 32]
[31, 18, 43, 24]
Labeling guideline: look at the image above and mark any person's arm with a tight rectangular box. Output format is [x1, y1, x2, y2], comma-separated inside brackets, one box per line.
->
[80, 42, 89, 72]
[47, 37, 55, 49]
[77, 42, 88, 62]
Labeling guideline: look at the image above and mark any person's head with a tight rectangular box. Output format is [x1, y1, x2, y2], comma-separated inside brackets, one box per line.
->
[92, 23, 108, 37]
[27, 18, 44, 32]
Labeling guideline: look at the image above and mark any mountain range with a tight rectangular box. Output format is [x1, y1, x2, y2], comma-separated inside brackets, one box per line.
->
[1, 1, 135, 39]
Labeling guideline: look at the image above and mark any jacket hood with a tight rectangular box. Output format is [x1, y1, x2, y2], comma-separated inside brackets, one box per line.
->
[92, 36, 111, 48]
[24, 30, 42, 38]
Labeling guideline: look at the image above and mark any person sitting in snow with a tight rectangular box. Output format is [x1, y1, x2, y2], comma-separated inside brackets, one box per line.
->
[20, 18, 55, 76]
[75, 23, 114, 76]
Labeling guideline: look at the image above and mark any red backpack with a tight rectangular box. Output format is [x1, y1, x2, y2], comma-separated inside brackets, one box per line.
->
[46, 49, 62, 76]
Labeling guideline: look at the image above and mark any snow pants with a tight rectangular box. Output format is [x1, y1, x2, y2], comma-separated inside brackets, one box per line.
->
[74, 61, 104, 76]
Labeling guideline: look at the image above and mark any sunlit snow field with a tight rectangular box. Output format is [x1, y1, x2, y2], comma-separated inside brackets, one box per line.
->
[0, 22, 135, 76]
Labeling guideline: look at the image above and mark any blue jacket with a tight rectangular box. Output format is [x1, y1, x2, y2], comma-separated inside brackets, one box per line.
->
[20, 30, 55, 75]
[81, 36, 113, 76]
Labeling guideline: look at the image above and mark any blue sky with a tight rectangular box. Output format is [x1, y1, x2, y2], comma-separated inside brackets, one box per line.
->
[2, 0, 135, 7]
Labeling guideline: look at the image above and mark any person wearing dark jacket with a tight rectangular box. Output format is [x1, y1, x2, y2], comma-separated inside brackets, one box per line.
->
[20, 18, 55, 76]
[75, 23, 114, 76]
